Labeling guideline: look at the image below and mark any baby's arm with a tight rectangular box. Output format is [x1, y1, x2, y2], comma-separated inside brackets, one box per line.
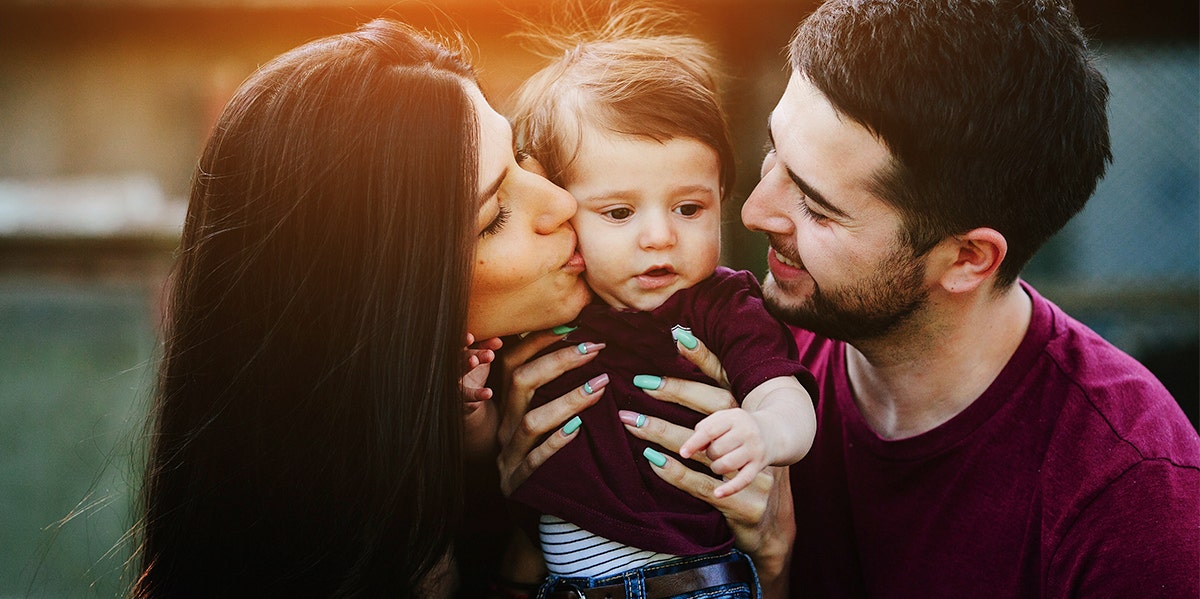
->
[678, 376, 816, 498]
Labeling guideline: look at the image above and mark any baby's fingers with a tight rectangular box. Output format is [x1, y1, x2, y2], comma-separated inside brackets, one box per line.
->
[713, 467, 757, 498]
[680, 426, 720, 460]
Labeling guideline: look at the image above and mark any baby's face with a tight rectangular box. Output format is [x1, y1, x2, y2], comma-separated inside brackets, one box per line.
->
[564, 126, 721, 312]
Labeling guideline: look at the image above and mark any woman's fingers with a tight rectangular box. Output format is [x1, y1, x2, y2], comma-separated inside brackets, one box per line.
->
[634, 333, 735, 415]
[498, 377, 605, 495]
[499, 329, 569, 373]
[500, 342, 604, 441]
[640, 375, 737, 416]
[493, 328, 603, 496]
[640, 449, 771, 525]
[672, 332, 729, 388]
[619, 409, 712, 467]
[502, 413, 581, 497]
[625, 406, 796, 582]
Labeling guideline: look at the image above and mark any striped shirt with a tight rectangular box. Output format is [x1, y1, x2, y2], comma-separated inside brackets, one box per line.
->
[539, 514, 680, 578]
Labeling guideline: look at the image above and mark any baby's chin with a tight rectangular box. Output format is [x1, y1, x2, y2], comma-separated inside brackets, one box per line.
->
[600, 288, 676, 313]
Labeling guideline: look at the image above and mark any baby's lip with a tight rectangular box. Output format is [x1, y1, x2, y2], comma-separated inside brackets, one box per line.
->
[640, 264, 676, 277]
[635, 265, 678, 290]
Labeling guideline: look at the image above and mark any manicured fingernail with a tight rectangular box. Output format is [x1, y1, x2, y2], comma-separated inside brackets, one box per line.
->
[643, 447, 667, 468]
[633, 375, 663, 390]
[618, 410, 646, 427]
[671, 325, 698, 350]
[582, 374, 609, 395]
[576, 342, 604, 355]
[552, 325, 578, 335]
[561, 416, 582, 436]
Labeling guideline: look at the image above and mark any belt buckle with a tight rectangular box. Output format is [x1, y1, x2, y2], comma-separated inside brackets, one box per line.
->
[556, 583, 587, 599]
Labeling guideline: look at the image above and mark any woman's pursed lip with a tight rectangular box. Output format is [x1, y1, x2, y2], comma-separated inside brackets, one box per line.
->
[564, 250, 585, 272]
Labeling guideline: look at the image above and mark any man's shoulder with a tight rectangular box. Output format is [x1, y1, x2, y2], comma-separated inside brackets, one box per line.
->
[1028, 286, 1195, 464]
[1018, 286, 1199, 541]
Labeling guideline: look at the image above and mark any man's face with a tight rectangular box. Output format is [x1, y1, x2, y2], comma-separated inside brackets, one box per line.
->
[741, 73, 930, 343]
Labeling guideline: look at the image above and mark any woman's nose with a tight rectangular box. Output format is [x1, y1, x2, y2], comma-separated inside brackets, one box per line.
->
[530, 174, 577, 235]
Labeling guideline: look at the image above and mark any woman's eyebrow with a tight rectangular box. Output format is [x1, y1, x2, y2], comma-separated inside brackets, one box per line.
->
[479, 170, 505, 206]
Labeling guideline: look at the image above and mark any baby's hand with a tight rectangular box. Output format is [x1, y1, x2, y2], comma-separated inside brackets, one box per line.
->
[461, 333, 503, 411]
[679, 407, 769, 498]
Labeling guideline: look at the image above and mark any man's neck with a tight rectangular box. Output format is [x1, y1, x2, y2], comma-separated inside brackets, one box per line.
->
[845, 283, 1032, 440]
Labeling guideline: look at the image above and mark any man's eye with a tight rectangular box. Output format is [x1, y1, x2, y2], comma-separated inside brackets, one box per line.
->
[797, 200, 829, 224]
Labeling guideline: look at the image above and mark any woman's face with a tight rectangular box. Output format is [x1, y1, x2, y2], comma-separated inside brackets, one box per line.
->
[466, 85, 590, 339]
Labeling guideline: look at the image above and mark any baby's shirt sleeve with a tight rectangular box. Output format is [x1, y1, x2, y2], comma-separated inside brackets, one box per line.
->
[684, 267, 817, 404]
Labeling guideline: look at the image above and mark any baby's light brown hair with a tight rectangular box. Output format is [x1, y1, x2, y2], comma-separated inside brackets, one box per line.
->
[509, 2, 735, 201]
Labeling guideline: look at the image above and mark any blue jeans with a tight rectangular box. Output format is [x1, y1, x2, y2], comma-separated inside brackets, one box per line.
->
[535, 549, 760, 599]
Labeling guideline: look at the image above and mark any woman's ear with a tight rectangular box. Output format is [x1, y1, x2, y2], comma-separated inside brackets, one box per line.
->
[935, 228, 1008, 294]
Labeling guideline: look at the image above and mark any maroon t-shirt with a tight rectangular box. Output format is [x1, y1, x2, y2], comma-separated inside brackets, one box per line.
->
[789, 282, 1200, 597]
[511, 267, 816, 556]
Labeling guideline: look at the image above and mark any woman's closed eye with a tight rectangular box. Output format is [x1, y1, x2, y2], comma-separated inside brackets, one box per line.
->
[481, 204, 510, 237]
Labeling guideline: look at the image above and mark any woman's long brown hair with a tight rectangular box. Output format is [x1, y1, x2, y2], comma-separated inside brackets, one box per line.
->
[134, 19, 477, 597]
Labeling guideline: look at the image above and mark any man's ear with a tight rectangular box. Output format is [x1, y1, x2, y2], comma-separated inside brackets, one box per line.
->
[934, 228, 1007, 294]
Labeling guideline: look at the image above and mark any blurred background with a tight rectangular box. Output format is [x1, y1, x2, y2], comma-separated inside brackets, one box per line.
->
[0, 0, 1195, 596]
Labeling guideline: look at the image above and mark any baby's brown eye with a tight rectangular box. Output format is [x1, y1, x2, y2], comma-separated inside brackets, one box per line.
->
[606, 207, 633, 220]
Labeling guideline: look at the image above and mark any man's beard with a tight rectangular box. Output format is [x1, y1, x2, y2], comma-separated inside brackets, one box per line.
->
[763, 241, 929, 344]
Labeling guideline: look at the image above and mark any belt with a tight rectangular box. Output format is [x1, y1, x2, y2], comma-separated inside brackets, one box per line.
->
[543, 558, 755, 599]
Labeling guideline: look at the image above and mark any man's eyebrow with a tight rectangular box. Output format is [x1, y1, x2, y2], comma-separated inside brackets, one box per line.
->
[766, 116, 851, 221]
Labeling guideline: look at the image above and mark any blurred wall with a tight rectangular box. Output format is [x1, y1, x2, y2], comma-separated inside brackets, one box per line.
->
[0, 1, 1196, 596]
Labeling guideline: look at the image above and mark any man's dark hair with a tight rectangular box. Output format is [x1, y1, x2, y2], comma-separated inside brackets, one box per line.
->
[791, 0, 1112, 288]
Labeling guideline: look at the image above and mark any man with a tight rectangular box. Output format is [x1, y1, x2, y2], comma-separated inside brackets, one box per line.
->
[629, 0, 1198, 596]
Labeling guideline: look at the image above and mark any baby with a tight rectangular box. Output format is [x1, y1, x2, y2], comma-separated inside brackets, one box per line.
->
[508, 5, 817, 594]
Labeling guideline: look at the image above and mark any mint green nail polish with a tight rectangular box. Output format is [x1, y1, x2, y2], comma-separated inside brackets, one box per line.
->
[672, 327, 698, 350]
[552, 325, 577, 335]
[562, 416, 582, 436]
[635, 414, 647, 428]
[633, 375, 663, 390]
[643, 447, 667, 468]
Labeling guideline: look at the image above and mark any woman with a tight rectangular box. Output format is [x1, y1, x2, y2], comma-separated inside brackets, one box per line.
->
[135, 19, 591, 597]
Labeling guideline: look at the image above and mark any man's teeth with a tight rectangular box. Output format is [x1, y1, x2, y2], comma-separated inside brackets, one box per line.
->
[776, 252, 801, 269]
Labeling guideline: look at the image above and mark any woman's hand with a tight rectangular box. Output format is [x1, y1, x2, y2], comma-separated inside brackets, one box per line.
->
[494, 329, 606, 497]
[620, 335, 796, 599]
